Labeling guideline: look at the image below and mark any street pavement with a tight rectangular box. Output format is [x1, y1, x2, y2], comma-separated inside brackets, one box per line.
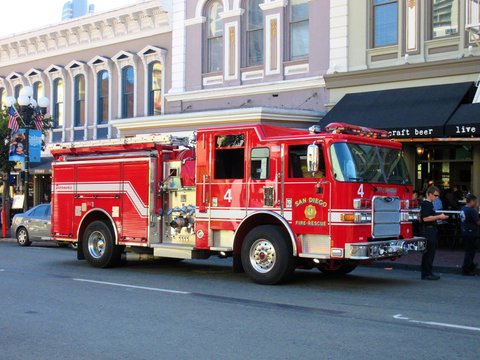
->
[0, 239, 479, 360]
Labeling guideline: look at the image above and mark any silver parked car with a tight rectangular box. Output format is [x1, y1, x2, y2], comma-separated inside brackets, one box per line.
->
[12, 203, 52, 246]
[12, 203, 77, 248]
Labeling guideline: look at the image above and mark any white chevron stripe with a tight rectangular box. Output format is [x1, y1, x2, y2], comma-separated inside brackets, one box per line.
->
[53, 181, 148, 217]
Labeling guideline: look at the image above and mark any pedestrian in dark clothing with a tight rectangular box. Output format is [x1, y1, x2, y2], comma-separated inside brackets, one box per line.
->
[420, 186, 449, 280]
[460, 194, 480, 276]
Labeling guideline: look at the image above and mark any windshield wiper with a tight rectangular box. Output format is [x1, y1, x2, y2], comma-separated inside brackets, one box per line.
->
[349, 177, 363, 181]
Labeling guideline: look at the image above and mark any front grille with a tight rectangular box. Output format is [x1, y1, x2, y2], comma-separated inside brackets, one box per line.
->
[372, 196, 401, 239]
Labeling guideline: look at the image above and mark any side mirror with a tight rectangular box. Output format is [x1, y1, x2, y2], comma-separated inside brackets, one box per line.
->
[307, 144, 320, 173]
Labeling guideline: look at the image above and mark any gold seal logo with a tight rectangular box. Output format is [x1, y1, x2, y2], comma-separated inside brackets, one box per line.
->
[304, 205, 317, 220]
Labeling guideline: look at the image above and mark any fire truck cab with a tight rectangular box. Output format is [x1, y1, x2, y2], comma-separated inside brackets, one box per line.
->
[50, 123, 425, 284]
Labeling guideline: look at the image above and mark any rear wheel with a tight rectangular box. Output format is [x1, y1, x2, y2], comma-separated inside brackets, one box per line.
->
[16, 227, 31, 247]
[318, 263, 357, 276]
[83, 221, 123, 268]
[241, 225, 295, 285]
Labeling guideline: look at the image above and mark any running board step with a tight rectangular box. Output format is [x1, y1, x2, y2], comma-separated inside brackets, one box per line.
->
[151, 244, 209, 260]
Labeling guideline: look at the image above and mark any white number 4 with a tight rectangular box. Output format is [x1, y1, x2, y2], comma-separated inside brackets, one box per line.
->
[224, 189, 233, 203]
[357, 184, 364, 197]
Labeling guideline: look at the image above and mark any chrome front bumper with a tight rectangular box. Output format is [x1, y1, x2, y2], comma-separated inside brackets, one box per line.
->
[345, 237, 426, 260]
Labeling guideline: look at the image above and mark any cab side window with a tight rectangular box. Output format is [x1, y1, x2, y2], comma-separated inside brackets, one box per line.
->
[288, 145, 325, 178]
[214, 134, 245, 179]
[251, 148, 270, 180]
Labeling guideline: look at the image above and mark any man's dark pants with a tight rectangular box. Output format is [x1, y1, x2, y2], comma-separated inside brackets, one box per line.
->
[462, 235, 477, 273]
[422, 226, 438, 277]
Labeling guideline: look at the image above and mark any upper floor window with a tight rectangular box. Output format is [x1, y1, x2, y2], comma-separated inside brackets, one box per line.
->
[121, 66, 134, 118]
[74, 75, 85, 127]
[53, 78, 64, 127]
[14, 84, 23, 99]
[289, 0, 309, 60]
[0, 88, 5, 108]
[431, 0, 459, 39]
[246, 0, 264, 67]
[33, 81, 44, 100]
[148, 62, 162, 116]
[97, 70, 109, 124]
[205, 0, 224, 73]
[372, 0, 398, 47]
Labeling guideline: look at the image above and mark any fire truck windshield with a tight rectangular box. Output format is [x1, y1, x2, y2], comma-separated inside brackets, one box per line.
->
[330, 143, 411, 185]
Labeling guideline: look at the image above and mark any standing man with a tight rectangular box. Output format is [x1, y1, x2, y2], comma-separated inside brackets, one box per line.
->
[420, 186, 449, 280]
[460, 194, 480, 276]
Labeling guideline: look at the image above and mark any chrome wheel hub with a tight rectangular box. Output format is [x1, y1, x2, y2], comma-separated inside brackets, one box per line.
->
[250, 239, 276, 273]
[88, 231, 106, 259]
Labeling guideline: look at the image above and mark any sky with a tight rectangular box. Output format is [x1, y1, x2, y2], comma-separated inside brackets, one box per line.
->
[0, 0, 139, 38]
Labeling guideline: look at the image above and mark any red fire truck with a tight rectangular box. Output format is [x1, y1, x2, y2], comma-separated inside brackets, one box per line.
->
[49, 123, 425, 284]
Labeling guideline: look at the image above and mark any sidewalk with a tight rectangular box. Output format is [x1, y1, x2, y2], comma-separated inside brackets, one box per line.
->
[0, 237, 474, 275]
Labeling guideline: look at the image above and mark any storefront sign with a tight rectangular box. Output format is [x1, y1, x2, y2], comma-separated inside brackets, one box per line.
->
[389, 127, 439, 138]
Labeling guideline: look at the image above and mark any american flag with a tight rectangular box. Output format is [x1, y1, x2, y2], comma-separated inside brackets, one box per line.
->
[34, 108, 43, 131]
[8, 106, 20, 132]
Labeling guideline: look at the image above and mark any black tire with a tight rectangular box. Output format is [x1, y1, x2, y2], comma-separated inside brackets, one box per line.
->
[16, 227, 32, 247]
[83, 221, 123, 268]
[241, 225, 295, 285]
[318, 263, 357, 276]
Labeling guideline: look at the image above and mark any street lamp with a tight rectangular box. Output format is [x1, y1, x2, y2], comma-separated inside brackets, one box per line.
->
[14, 86, 49, 211]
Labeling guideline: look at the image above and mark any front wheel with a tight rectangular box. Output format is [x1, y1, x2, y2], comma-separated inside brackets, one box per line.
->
[241, 225, 295, 285]
[83, 221, 123, 268]
[16, 227, 32, 247]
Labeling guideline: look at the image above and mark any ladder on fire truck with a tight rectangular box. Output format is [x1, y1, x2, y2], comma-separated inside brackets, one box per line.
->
[48, 133, 190, 151]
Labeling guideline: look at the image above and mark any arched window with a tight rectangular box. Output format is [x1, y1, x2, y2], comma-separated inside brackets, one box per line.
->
[205, 0, 224, 73]
[121, 66, 134, 118]
[33, 81, 44, 100]
[53, 78, 64, 127]
[74, 74, 85, 126]
[246, 0, 264, 67]
[0, 88, 5, 109]
[14, 84, 23, 99]
[289, 0, 309, 60]
[97, 70, 109, 124]
[148, 62, 162, 116]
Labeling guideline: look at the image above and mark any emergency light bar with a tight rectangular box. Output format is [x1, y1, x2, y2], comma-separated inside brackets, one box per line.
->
[324, 122, 389, 139]
[47, 133, 190, 151]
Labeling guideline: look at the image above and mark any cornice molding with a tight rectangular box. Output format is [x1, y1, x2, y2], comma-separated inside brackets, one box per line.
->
[0, 1, 169, 67]
[324, 56, 480, 89]
[111, 107, 322, 133]
[165, 76, 326, 102]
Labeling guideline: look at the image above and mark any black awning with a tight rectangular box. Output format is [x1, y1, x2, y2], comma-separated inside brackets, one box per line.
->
[445, 103, 480, 137]
[30, 157, 53, 174]
[320, 82, 476, 138]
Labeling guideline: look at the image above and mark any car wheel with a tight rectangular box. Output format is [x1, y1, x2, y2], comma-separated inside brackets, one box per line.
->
[16, 227, 32, 247]
[83, 221, 123, 268]
[241, 225, 295, 285]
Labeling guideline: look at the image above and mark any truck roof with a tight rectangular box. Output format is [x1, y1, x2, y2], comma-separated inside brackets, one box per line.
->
[197, 123, 400, 148]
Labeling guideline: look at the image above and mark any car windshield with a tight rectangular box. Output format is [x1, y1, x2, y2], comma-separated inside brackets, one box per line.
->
[330, 142, 411, 185]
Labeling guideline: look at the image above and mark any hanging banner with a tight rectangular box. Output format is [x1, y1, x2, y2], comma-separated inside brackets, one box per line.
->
[9, 130, 26, 164]
[29, 130, 42, 163]
[8, 129, 42, 164]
